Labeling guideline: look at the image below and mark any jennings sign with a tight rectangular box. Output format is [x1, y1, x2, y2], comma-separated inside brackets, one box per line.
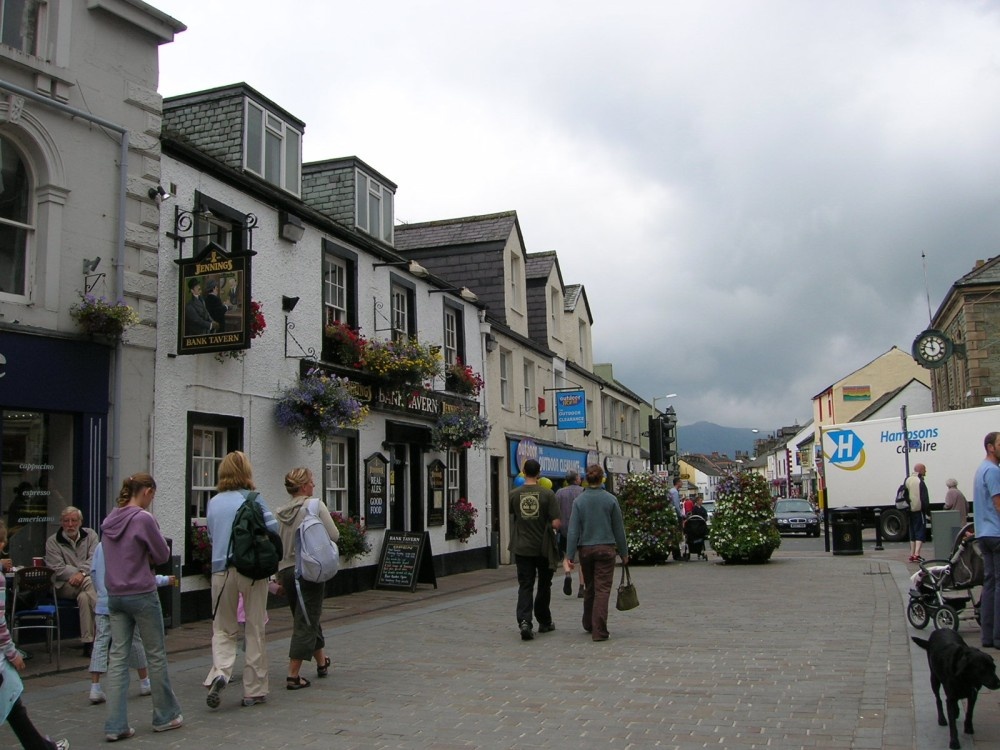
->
[176, 242, 253, 356]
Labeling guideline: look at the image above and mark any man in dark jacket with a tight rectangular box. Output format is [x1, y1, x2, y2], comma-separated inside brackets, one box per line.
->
[508, 459, 561, 641]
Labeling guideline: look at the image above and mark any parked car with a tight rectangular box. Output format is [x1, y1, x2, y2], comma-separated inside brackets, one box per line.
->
[773, 498, 821, 537]
[701, 500, 715, 526]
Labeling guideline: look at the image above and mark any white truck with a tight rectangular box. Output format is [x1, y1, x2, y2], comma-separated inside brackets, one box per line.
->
[819, 403, 1000, 542]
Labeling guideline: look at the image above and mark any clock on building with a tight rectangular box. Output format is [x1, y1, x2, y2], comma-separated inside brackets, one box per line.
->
[911, 328, 953, 368]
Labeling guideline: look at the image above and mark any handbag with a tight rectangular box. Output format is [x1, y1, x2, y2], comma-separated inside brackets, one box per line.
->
[615, 563, 639, 611]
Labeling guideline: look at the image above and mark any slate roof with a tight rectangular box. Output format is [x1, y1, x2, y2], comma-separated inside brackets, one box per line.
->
[932, 254, 1000, 322]
[394, 212, 521, 327]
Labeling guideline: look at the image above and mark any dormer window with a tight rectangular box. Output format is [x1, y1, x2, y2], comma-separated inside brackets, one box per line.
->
[244, 99, 301, 196]
[356, 169, 393, 244]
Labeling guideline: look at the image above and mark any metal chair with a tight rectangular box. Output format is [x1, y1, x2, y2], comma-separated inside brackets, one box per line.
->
[10, 566, 61, 670]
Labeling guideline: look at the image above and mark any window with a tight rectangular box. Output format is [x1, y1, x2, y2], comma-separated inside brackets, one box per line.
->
[523, 360, 534, 413]
[192, 193, 247, 255]
[445, 448, 466, 539]
[442, 302, 465, 367]
[244, 99, 301, 196]
[0, 134, 32, 301]
[550, 288, 559, 329]
[509, 253, 521, 308]
[578, 320, 587, 362]
[0, 0, 45, 56]
[499, 350, 512, 408]
[355, 170, 394, 244]
[323, 254, 347, 326]
[324, 438, 349, 516]
[189, 426, 227, 520]
[388, 278, 415, 342]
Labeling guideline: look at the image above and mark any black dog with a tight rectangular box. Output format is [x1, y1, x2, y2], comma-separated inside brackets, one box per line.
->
[912, 629, 1000, 749]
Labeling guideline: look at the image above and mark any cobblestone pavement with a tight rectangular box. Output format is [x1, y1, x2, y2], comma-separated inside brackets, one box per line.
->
[5, 540, 1000, 749]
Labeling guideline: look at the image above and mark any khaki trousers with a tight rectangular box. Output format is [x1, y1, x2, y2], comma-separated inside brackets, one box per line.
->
[203, 568, 270, 699]
[57, 576, 98, 643]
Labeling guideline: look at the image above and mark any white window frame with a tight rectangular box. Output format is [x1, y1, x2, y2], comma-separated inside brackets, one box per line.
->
[390, 283, 408, 341]
[324, 437, 349, 516]
[355, 169, 394, 244]
[523, 360, 534, 413]
[509, 253, 521, 309]
[0, 0, 46, 57]
[447, 449, 461, 507]
[190, 425, 228, 521]
[443, 307, 458, 365]
[244, 99, 301, 196]
[499, 349, 512, 409]
[323, 253, 347, 327]
[0, 134, 33, 302]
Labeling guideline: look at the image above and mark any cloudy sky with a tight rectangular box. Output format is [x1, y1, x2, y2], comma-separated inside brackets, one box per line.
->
[152, 0, 1000, 430]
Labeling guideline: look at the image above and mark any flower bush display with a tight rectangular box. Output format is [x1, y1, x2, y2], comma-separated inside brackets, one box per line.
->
[359, 337, 442, 388]
[324, 320, 366, 366]
[448, 498, 478, 542]
[445, 358, 485, 397]
[331, 512, 371, 561]
[274, 369, 368, 444]
[618, 472, 681, 563]
[217, 300, 266, 362]
[70, 294, 140, 339]
[708, 471, 781, 564]
[189, 524, 212, 576]
[430, 412, 491, 450]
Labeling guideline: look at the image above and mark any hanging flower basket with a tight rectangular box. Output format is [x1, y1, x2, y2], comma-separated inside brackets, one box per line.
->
[448, 498, 478, 543]
[274, 369, 369, 445]
[189, 524, 212, 576]
[324, 320, 367, 366]
[445, 358, 485, 397]
[708, 471, 782, 564]
[331, 512, 372, 562]
[70, 294, 140, 340]
[360, 337, 443, 389]
[216, 300, 266, 362]
[431, 412, 491, 450]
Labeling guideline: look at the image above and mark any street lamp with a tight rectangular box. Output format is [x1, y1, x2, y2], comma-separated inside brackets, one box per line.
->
[652, 393, 677, 414]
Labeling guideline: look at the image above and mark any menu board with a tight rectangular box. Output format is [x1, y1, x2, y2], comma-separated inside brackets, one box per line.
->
[374, 530, 437, 591]
[427, 459, 445, 527]
[365, 453, 389, 529]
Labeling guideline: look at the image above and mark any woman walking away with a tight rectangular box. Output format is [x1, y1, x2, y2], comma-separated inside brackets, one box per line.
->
[564, 464, 629, 642]
[203, 451, 279, 708]
[0, 521, 70, 750]
[275, 467, 339, 689]
[100, 474, 182, 741]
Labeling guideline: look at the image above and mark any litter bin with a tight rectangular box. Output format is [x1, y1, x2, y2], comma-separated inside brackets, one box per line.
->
[831, 507, 863, 556]
[931, 510, 962, 560]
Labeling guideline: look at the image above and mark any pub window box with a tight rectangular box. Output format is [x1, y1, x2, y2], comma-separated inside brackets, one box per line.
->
[444, 358, 484, 397]
[448, 498, 478, 543]
[324, 320, 366, 367]
[359, 337, 442, 390]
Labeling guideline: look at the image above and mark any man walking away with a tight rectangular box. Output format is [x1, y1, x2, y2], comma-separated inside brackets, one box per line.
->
[555, 470, 585, 597]
[508, 459, 561, 641]
[974, 432, 1000, 650]
[905, 463, 930, 562]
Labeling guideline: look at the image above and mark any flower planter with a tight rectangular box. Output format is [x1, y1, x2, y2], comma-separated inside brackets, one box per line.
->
[274, 370, 369, 445]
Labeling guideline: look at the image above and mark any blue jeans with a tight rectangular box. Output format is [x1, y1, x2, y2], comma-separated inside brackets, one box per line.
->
[105, 591, 181, 734]
[980, 537, 1000, 646]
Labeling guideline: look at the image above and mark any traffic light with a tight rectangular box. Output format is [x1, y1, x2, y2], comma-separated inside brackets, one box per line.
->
[649, 414, 664, 466]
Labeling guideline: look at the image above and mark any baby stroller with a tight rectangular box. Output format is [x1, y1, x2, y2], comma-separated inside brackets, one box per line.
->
[681, 515, 709, 561]
[907, 522, 983, 631]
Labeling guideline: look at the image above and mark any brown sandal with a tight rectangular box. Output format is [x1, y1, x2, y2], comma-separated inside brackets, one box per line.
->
[317, 657, 331, 678]
[286, 675, 311, 690]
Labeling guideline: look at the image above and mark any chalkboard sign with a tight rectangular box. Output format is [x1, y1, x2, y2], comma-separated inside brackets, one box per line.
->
[365, 453, 389, 529]
[374, 530, 437, 592]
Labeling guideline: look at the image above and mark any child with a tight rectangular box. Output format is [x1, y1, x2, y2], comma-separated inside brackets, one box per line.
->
[0, 520, 70, 749]
[87, 541, 175, 704]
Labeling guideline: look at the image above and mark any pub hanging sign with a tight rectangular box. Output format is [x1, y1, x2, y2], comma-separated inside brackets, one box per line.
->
[176, 241, 253, 356]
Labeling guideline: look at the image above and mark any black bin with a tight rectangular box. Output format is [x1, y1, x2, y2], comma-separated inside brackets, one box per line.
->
[830, 507, 863, 556]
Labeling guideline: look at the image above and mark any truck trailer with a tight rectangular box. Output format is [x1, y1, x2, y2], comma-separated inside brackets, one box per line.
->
[820, 404, 1000, 542]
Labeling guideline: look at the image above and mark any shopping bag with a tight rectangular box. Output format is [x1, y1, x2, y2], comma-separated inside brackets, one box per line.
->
[615, 564, 639, 611]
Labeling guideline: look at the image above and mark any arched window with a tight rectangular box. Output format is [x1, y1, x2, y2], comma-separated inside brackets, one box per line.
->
[0, 134, 33, 300]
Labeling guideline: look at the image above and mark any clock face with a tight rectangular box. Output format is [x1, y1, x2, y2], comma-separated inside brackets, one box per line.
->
[912, 329, 952, 368]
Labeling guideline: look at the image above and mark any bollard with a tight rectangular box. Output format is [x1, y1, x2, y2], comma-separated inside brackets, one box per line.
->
[873, 508, 883, 551]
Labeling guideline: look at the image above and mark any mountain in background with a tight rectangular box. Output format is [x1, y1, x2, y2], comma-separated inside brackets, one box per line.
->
[677, 422, 759, 458]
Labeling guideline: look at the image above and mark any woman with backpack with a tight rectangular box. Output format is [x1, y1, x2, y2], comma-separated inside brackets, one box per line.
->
[203, 451, 279, 709]
[274, 467, 339, 689]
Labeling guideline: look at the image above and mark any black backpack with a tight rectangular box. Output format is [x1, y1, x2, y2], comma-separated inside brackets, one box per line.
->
[228, 491, 282, 580]
[894, 482, 910, 511]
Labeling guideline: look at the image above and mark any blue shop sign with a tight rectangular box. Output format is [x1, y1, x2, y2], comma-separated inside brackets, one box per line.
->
[509, 438, 588, 478]
[554, 389, 586, 429]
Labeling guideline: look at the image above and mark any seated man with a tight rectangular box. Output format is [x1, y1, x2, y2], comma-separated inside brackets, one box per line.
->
[45, 506, 99, 655]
